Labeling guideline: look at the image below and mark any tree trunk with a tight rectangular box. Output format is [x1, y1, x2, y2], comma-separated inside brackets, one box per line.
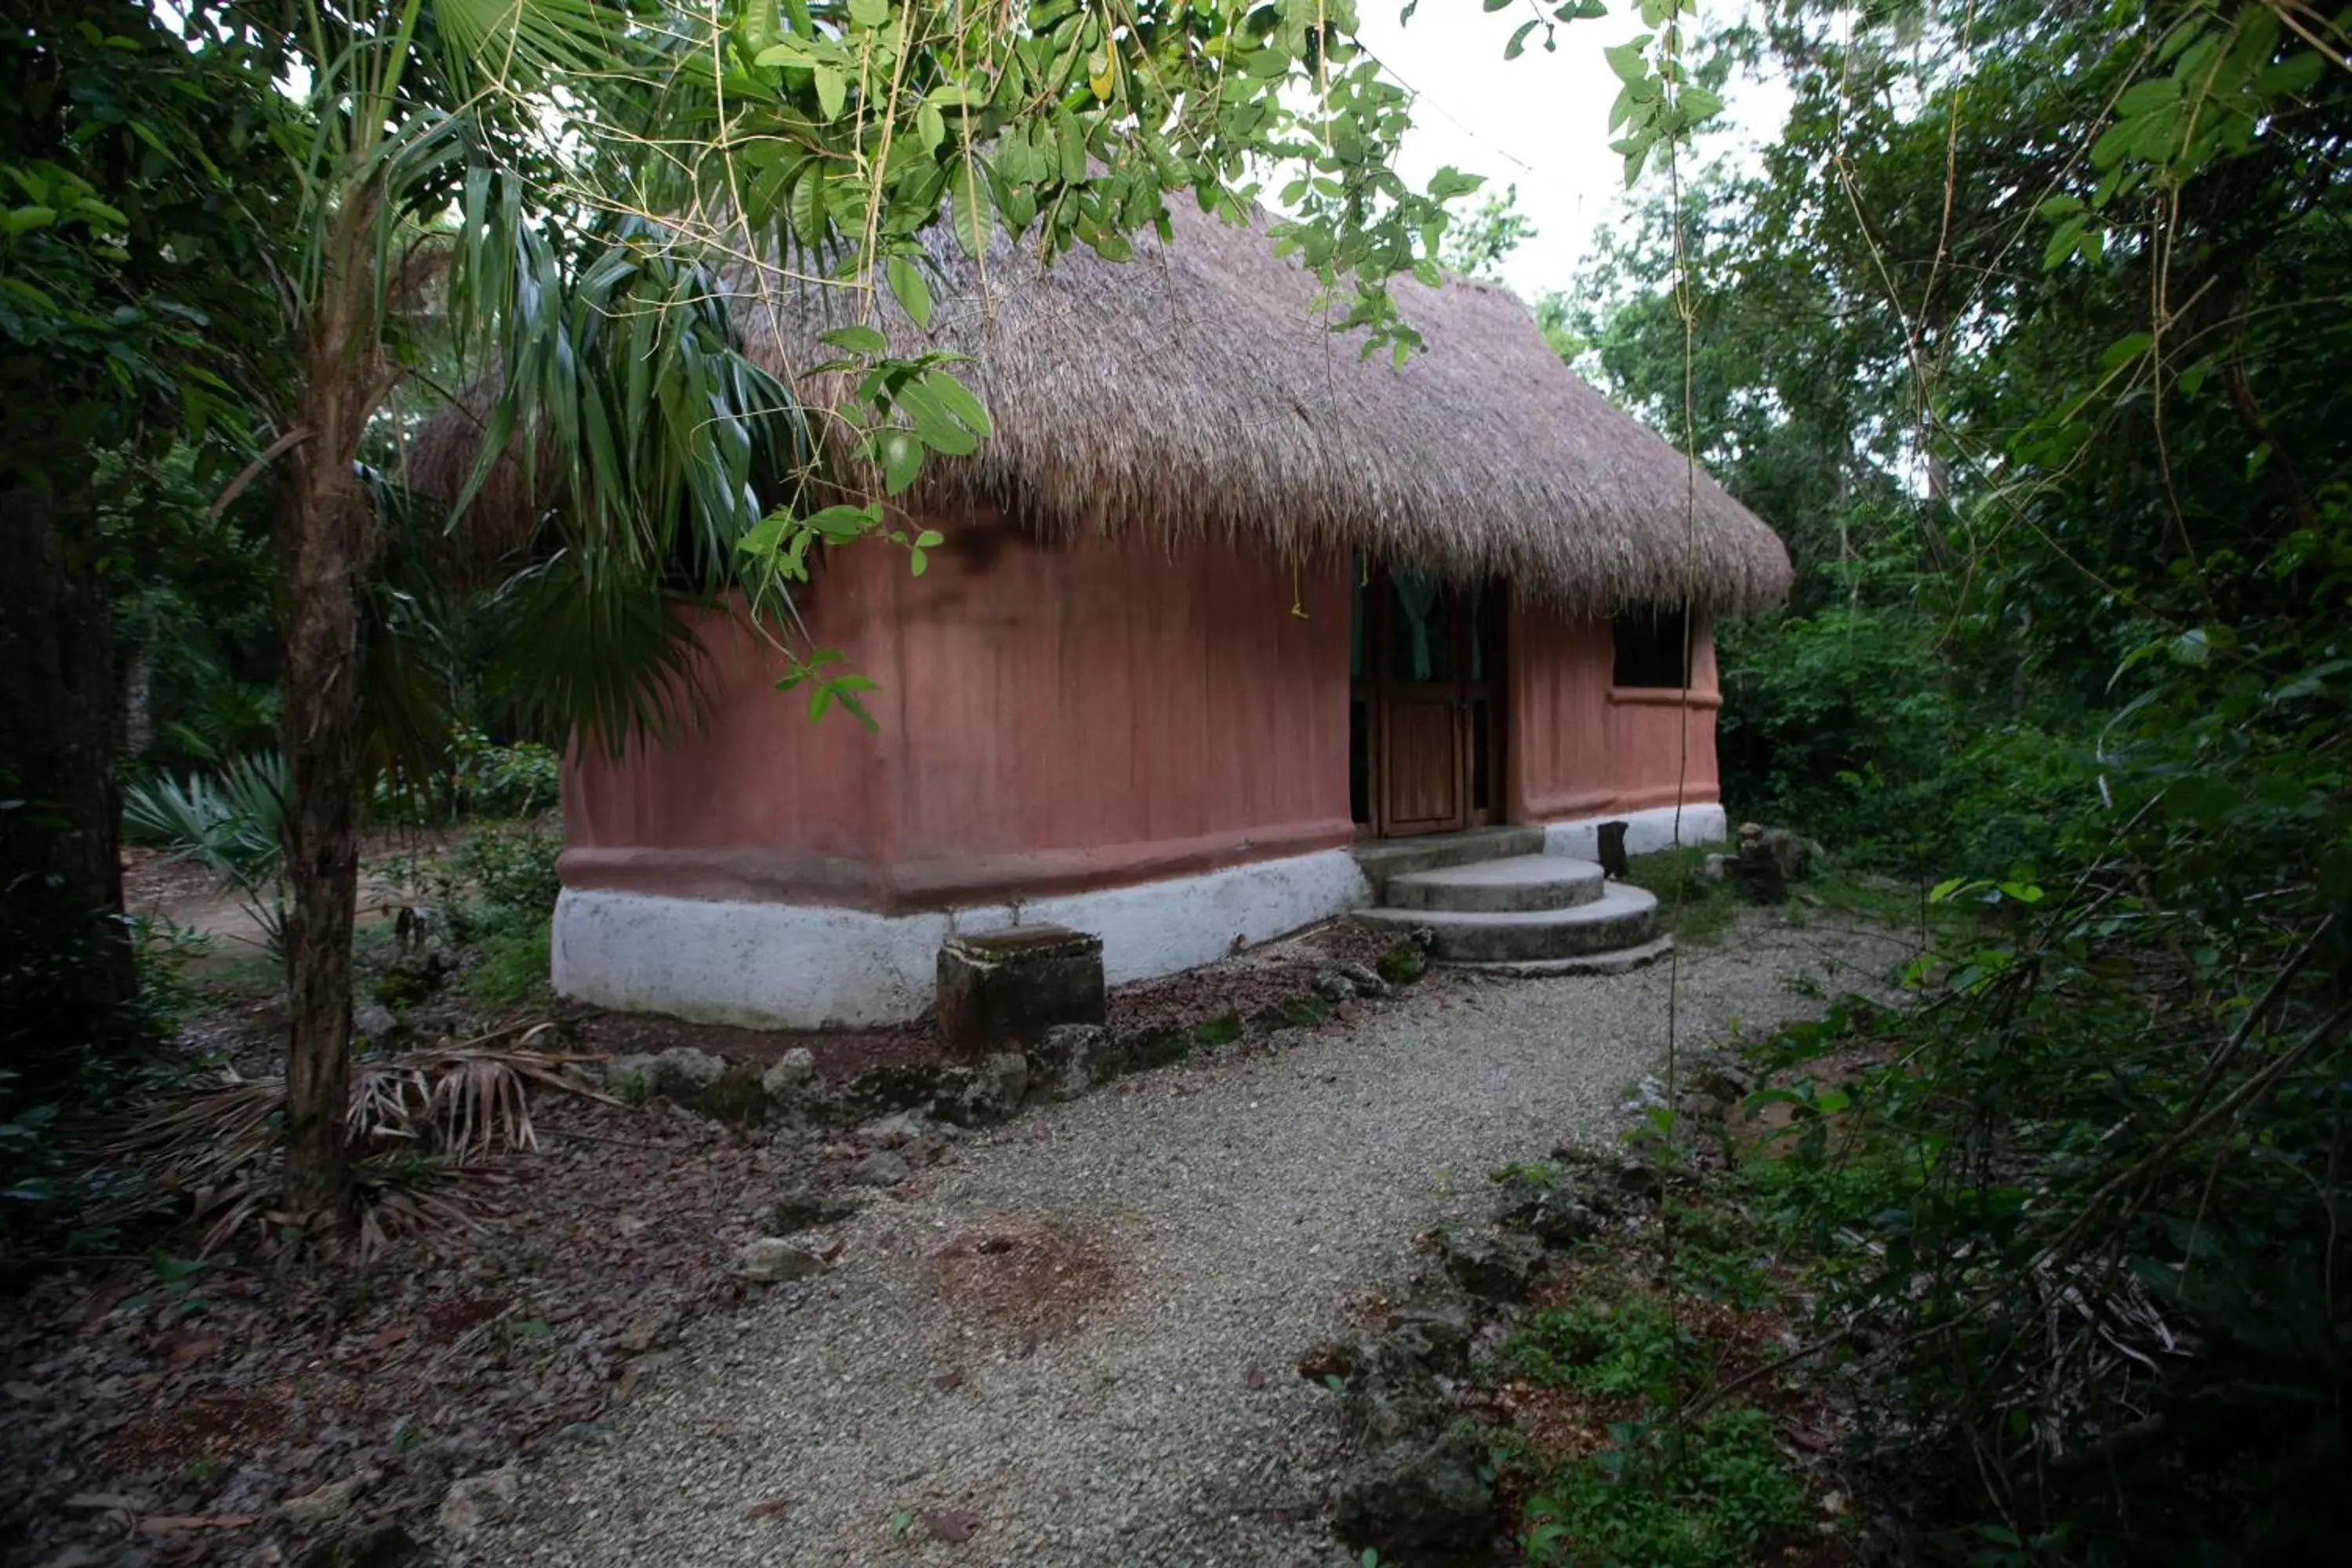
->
[0, 442, 136, 1086]
[276, 191, 386, 1221]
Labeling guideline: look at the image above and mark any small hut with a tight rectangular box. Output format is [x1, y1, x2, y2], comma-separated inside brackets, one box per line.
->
[470, 205, 1789, 1027]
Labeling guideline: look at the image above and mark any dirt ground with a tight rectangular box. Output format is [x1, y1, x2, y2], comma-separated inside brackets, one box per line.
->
[120, 829, 463, 954]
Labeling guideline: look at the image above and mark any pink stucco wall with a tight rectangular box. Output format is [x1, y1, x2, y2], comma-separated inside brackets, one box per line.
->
[562, 521, 1355, 911]
[1504, 605, 1722, 825]
[561, 522, 1725, 909]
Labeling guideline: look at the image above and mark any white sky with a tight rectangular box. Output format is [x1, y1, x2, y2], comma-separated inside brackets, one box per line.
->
[1353, 2, 1792, 299]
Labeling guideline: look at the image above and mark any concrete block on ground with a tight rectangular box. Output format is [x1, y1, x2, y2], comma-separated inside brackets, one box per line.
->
[937, 925, 1106, 1058]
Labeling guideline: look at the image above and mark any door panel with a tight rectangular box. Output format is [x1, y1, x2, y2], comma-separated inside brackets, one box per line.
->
[1382, 694, 1463, 833]
[1350, 565, 1504, 839]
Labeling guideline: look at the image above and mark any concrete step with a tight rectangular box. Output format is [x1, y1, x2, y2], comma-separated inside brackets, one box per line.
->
[1386, 854, 1604, 913]
[1354, 882, 1659, 963]
[1352, 826, 1544, 901]
[1450, 934, 1677, 978]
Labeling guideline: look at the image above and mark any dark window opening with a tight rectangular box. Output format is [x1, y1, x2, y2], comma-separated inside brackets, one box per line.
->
[1348, 697, 1371, 826]
[1612, 604, 1691, 689]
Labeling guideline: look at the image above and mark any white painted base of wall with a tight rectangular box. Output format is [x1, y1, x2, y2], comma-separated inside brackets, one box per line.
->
[551, 848, 1375, 1029]
[1539, 802, 1728, 860]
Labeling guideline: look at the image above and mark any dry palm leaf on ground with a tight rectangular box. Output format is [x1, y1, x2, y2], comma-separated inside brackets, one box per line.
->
[107, 1022, 614, 1254]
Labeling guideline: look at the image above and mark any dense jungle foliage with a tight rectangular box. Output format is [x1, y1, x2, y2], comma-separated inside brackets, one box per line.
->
[2, 0, 2347, 1559]
[1557, 0, 2352, 1559]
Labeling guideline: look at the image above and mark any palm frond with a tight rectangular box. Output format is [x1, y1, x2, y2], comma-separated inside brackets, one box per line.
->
[110, 1024, 611, 1254]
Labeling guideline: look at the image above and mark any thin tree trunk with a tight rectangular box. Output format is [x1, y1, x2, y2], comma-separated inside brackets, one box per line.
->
[0, 441, 136, 1084]
[276, 191, 386, 1221]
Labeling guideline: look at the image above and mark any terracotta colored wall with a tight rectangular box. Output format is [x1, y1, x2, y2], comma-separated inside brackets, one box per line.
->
[563, 521, 1354, 910]
[560, 546, 899, 904]
[1504, 605, 1722, 823]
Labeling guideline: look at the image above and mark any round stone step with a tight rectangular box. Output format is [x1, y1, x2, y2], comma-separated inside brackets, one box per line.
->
[1385, 854, 1606, 913]
[1355, 883, 1659, 962]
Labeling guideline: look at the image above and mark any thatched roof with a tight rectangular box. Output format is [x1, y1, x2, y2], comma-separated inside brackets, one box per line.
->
[423, 201, 1791, 614]
[780, 201, 1788, 614]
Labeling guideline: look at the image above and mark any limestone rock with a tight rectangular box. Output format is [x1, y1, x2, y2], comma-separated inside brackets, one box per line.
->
[1338, 961, 1390, 997]
[765, 1186, 861, 1235]
[352, 1003, 397, 1046]
[1026, 1024, 1112, 1101]
[1491, 1169, 1602, 1247]
[739, 1238, 827, 1283]
[847, 1149, 911, 1188]
[1760, 826, 1813, 883]
[1439, 1229, 1544, 1301]
[1334, 1430, 1495, 1548]
[838, 1063, 949, 1123]
[435, 1465, 518, 1542]
[607, 1052, 660, 1098]
[760, 1048, 826, 1123]
[858, 1109, 928, 1148]
[953, 1052, 1029, 1126]
[278, 1476, 361, 1524]
[652, 1046, 728, 1096]
[297, 1523, 424, 1568]
[1312, 969, 1357, 1004]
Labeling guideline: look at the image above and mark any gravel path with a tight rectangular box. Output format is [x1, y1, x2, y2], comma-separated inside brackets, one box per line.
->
[470, 912, 1911, 1567]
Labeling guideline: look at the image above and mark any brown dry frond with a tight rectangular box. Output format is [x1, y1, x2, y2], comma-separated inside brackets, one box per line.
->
[109, 1025, 610, 1253]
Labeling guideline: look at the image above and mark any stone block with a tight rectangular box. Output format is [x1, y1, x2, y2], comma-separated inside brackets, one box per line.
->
[936, 925, 1105, 1058]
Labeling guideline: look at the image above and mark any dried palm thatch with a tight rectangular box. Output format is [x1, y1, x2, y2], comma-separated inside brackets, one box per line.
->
[795, 206, 1791, 613]
[415, 204, 1790, 615]
[109, 1022, 612, 1255]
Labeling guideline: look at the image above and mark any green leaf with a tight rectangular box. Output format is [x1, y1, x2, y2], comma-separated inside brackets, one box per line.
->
[4, 205, 58, 235]
[1054, 110, 1087, 185]
[895, 379, 978, 455]
[821, 323, 888, 355]
[2100, 331, 2154, 371]
[2042, 216, 2085, 270]
[846, 0, 888, 27]
[950, 158, 990, 257]
[813, 64, 847, 121]
[884, 254, 933, 328]
[1603, 38, 1653, 85]
[916, 100, 946, 153]
[879, 428, 922, 494]
[2115, 78, 2180, 116]
[754, 40, 814, 67]
[919, 369, 992, 438]
[1679, 85, 1724, 123]
[804, 503, 879, 542]
[1505, 20, 1539, 60]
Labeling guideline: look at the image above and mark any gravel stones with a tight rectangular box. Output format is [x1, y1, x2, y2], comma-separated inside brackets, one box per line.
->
[456, 911, 1909, 1567]
[436, 1465, 518, 1542]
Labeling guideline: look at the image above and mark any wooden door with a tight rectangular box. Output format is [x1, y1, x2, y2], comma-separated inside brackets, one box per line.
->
[1379, 572, 1466, 834]
[1349, 568, 1506, 839]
